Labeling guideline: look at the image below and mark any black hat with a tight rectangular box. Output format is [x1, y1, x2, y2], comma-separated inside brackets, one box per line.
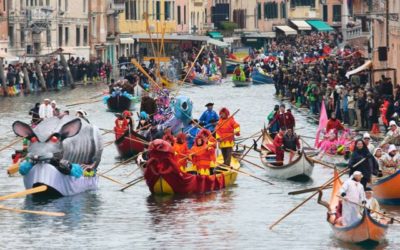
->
[205, 103, 214, 107]
[365, 187, 373, 192]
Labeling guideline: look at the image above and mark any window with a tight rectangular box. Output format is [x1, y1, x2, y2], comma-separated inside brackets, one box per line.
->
[280, 2, 286, 19]
[83, 0, 86, 12]
[65, 27, 69, 46]
[156, 1, 160, 20]
[58, 25, 63, 47]
[125, 1, 129, 19]
[46, 0, 50, 6]
[76, 26, 80, 46]
[92, 16, 96, 37]
[333, 5, 341, 22]
[165, 1, 171, 20]
[184, 5, 186, 24]
[83, 26, 88, 46]
[323, 5, 328, 22]
[65, 0, 68, 11]
[20, 29, 25, 47]
[8, 26, 14, 47]
[129, 0, 136, 20]
[291, 0, 315, 8]
[257, 3, 261, 20]
[177, 6, 181, 24]
[46, 28, 51, 47]
[58, 0, 62, 10]
[264, 2, 278, 19]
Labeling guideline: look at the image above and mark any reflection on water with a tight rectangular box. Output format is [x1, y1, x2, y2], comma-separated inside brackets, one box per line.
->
[0, 83, 400, 249]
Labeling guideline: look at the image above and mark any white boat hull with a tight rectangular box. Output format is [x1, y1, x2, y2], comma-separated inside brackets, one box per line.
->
[262, 152, 314, 180]
[23, 163, 98, 196]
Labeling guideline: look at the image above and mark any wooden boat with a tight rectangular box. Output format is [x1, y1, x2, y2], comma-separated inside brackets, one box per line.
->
[192, 76, 220, 86]
[115, 129, 148, 158]
[144, 155, 239, 195]
[107, 94, 133, 112]
[251, 71, 274, 85]
[232, 79, 252, 87]
[260, 132, 314, 180]
[372, 170, 400, 205]
[319, 170, 389, 244]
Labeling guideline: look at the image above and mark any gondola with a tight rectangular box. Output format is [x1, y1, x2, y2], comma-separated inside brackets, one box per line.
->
[114, 129, 148, 158]
[144, 155, 239, 195]
[232, 79, 252, 87]
[372, 170, 400, 205]
[260, 131, 314, 180]
[318, 170, 389, 244]
[106, 94, 133, 112]
[251, 71, 274, 85]
[192, 75, 220, 86]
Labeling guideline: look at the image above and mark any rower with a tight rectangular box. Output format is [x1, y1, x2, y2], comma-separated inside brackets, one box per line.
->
[272, 104, 295, 130]
[267, 105, 280, 138]
[326, 113, 344, 136]
[384, 144, 400, 174]
[184, 119, 201, 149]
[114, 113, 128, 136]
[365, 187, 381, 220]
[215, 107, 240, 167]
[173, 133, 189, 172]
[29, 102, 41, 125]
[283, 128, 300, 163]
[273, 128, 285, 166]
[199, 103, 219, 133]
[362, 133, 375, 154]
[122, 110, 134, 130]
[340, 171, 366, 226]
[189, 136, 214, 175]
[39, 98, 53, 119]
[197, 128, 217, 174]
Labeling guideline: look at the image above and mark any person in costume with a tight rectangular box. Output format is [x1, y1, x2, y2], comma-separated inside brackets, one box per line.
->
[199, 103, 219, 132]
[215, 108, 240, 166]
[340, 171, 366, 226]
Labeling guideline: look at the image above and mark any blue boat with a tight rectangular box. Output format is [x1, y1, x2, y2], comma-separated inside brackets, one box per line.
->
[227, 64, 236, 74]
[251, 70, 275, 85]
[192, 76, 219, 86]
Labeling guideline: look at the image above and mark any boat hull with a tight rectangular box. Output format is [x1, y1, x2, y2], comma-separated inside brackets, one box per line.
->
[107, 95, 132, 112]
[330, 210, 388, 243]
[251, 71, 274, 85]
[23, 163, 98, 197]
[192, 76, 218, 86]
[145, 155, 239, 195]
[232, 80, 252, 87]
[115, 130, 148, 158]
[372, 170, 400, 205]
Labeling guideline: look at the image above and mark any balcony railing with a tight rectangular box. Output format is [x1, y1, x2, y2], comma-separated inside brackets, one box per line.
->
[345, 23, 369, 40]
[113, 0, 126, 12]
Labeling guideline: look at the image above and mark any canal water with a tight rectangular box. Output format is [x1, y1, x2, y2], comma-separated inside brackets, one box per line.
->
[0, 82, 399, 249]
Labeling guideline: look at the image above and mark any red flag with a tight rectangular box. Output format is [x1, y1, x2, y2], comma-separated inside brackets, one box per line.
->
[315, 101, 328, 147]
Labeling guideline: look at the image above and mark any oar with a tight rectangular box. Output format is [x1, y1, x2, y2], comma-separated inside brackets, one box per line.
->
[120, 176, 145, 192]
[0, 186, 48, 201]
[0, 137, 23, 152]
[310, 158, 336, 169]
[100, 153, 140, 175]
[240, 157, 266, 170]
[288, 185, 333, 195]
[269, 158, 366, 230]
[300, 137, 313, 149]
[218, 163, 274, 185]
[0, 205, 65, 217]
[97, 173, 126, 186]
[269, 166, 349, 230]
[337, 195, 400, 223]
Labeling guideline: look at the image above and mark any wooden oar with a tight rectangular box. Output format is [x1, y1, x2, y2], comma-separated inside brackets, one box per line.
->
[0, 186, 47, 201]
[338, 195, 400, 223]
[269, 158, 366, 230]
[218, 163, 274, 185]
[300, 137, 313, 149]
[100, 153, 140, 175]
[288, 185, 333, 195]
[0, 205, 65, 217]
[66, 99, 102, 107]
[310, 158, 336, 169]
[269, 166, 349, 230]
[97, 173, 126, 186]
[240, 157, 266, 170]
[120, 176, 145, 192]
[0, 137, 23, 152]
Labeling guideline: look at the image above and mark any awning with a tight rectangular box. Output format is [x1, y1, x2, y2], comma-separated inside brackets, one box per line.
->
[207, 31, 223, 39]
[275, 26, 297, 36]
[120, 37, 134, 44]
[345, 60, 372, 78]
[306, 20, 334, 32]
[290, 20, 312, 31]
[207, 38, 229, 48]
[242, 32, 276, 38]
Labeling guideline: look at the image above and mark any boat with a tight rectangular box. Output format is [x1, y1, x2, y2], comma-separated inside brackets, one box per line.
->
[192, 75, 220, 86]
[144, 140, 240, 195]
[106, 94, 133, 112]
[227, 63, 237, 74]
[372, 170, 400, 205]
[314, 153, 349, 167]
[251, 71, 274, 85]
[318, 170, 389, 244]
[260, 132, 314, 180]
[115, 129, 148, 158]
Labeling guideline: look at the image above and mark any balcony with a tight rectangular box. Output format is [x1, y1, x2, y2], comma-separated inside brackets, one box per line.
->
[344, 23, 369, 41]
[112, 0, 126, 12]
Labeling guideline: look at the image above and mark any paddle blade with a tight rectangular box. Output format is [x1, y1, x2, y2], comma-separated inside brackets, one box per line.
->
[0, 205, 65, 217]
[0, 186, 48, 201]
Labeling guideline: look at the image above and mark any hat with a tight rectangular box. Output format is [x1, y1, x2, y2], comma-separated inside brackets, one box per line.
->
[363, 132, 371, 139]
[77, 110, 87, 116]
[373, 147, 382, 156]
[205, 103, 214, 107]
[51, 100, 56, 105]
[388, 144, 397, 153]
[389, 120, 397, 126]
[44, 98, 50, 102]
[353, 171, 363, 176]
[365, 187, 373, 192]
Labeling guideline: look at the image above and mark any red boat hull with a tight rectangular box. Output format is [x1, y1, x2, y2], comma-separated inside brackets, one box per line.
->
[115, 130, 148, 158]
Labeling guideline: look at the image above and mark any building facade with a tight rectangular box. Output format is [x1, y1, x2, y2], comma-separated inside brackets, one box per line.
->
[0, 0, 7, 57]
[89, 0, 109, 61]
[175, 0, 189, 33]
[256, 0, 287, 32]
[287, 0, 322, 20]
[7, 0, 90, 59]
[188, 0, 206, 34]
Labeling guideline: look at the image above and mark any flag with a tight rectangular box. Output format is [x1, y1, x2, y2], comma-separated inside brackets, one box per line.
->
[315, 101, 328, 147]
